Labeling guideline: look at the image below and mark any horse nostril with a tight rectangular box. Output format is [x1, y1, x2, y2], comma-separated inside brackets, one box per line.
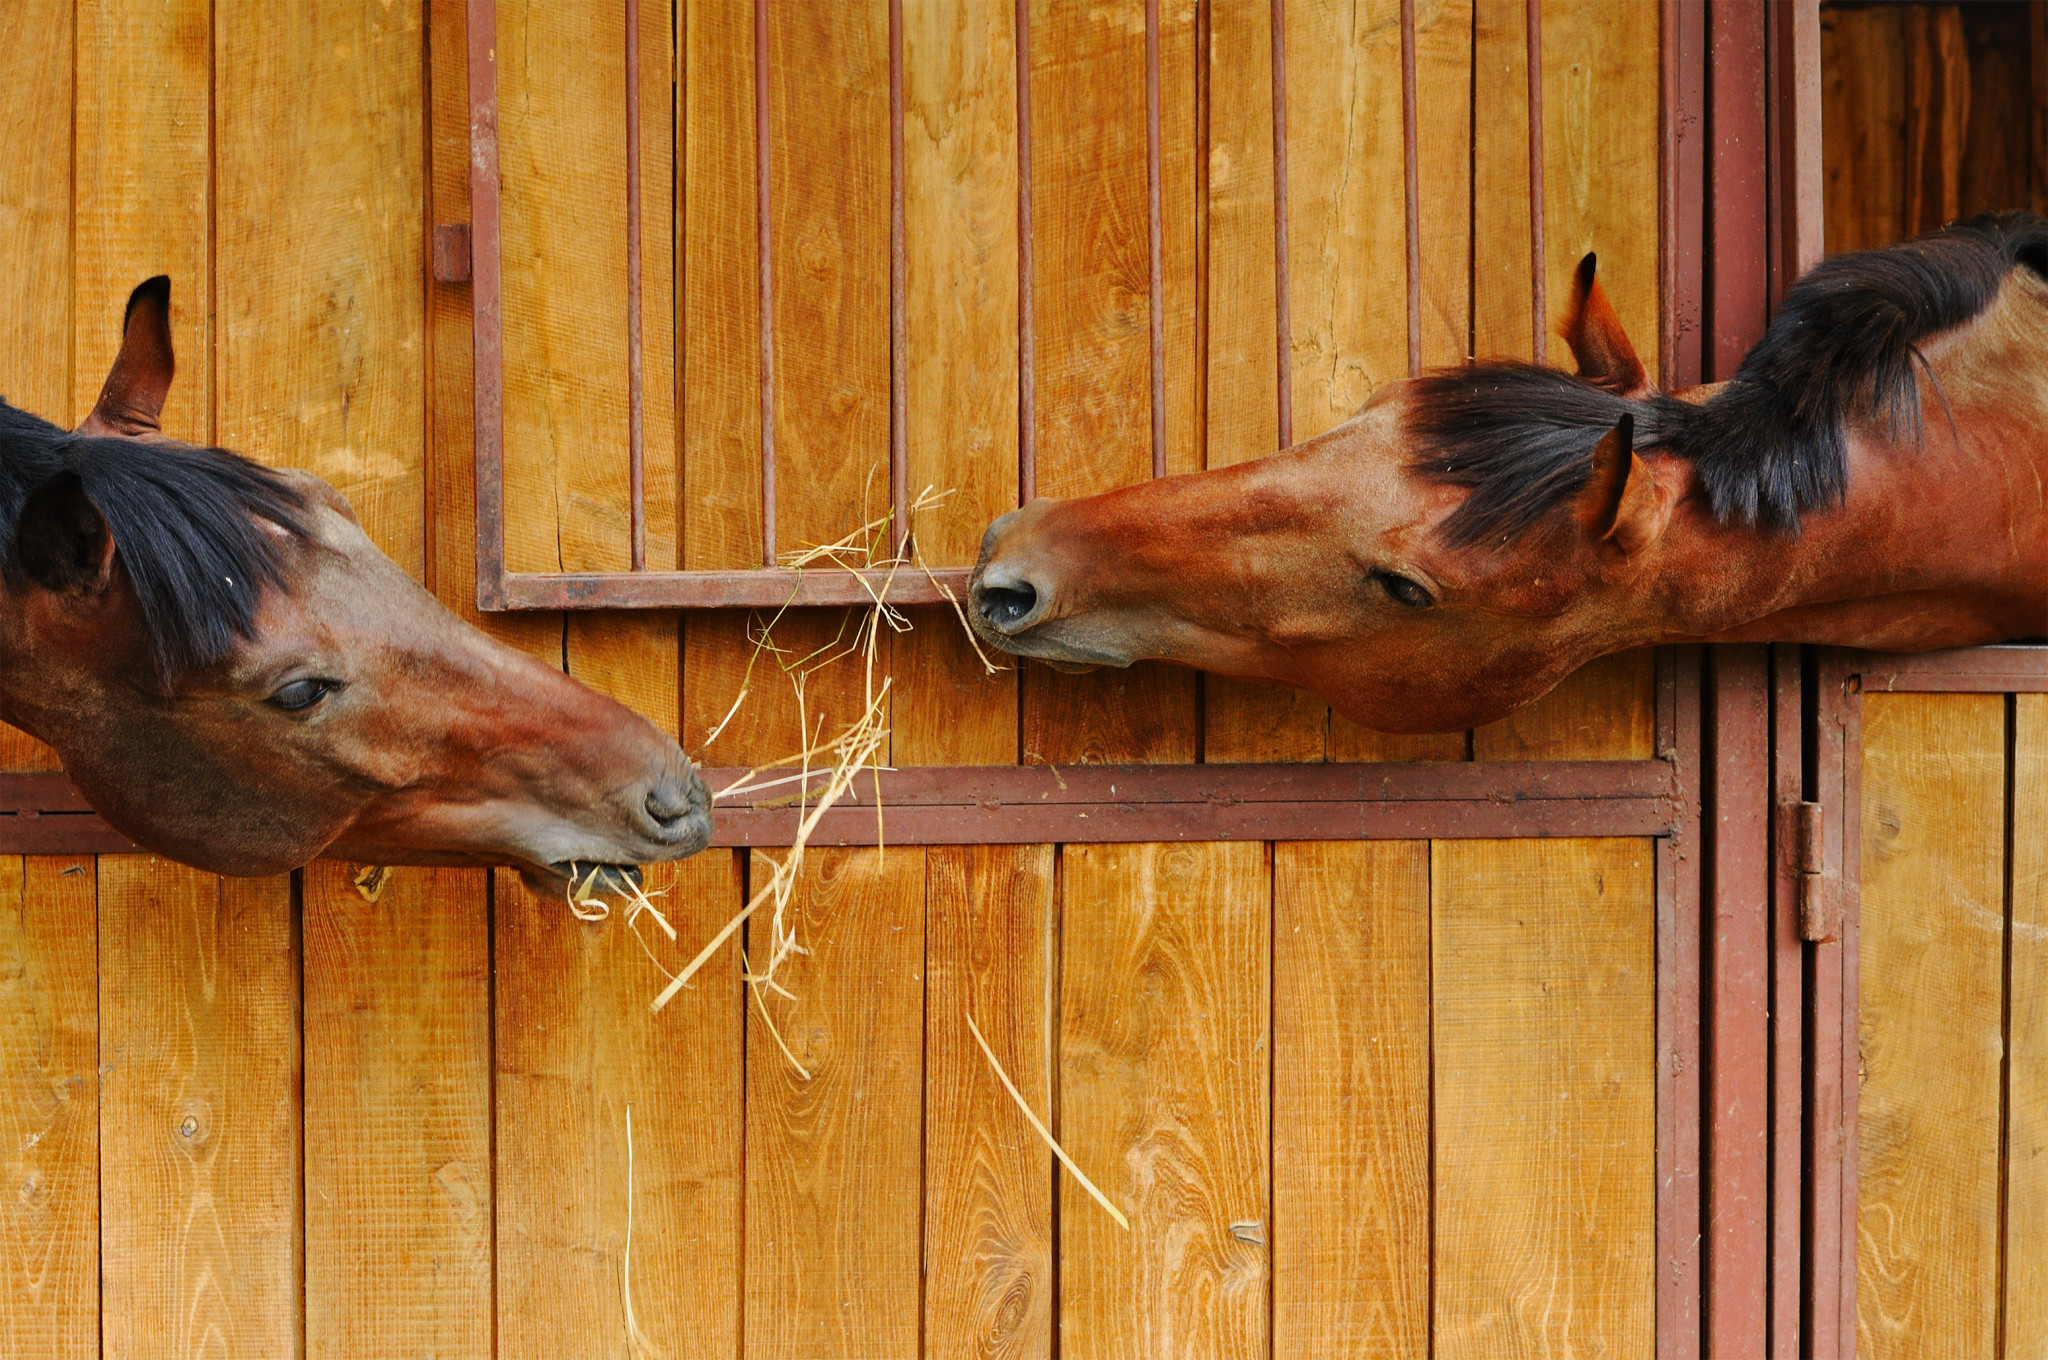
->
[978, 582, 1039, 632]
[645, 772, 700, 832]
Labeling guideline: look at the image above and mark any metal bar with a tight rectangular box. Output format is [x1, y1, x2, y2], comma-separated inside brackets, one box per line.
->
[1399, 0, 1421, 377]
[755, 0, 777, 565]
[1667, 0, 1707, 390]
[500, 565, 973, 610]
[1525, 0, 1545, 361]
[1768, 0, 1824, 309]
[1804, 649, 1852, 1360]
[1708, 644, 1772, 1360]
[888, 0, 910, 555]
[1657, 643, 1705, 1360]
[1853, 646, 2048, 693]
[1835, 662, 1863, 1360]
[469, 0, 508, 611]
[1269, 0, 1292, 448]
[1015, 0, 1037, 503]
[626, 0, 647, 571]
[1145, 0, 1166, 478]
[1769, 642, 1806, 1360]
[1707, 0, 1769, 380]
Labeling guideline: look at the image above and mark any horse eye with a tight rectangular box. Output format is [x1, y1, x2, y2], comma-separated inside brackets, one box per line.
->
[1373, 569, 1434, 610]
[268, 679, 335, 712]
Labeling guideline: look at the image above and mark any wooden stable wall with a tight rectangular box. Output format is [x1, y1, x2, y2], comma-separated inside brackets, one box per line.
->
[0, 1, 1672, 1355]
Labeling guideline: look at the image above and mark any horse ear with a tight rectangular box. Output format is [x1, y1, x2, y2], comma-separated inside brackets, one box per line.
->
[1561, 254, 1652, 398]
[1574, 414, 1670, 562]
[10, 472, 116, 597]
[76, 276, 174, 438]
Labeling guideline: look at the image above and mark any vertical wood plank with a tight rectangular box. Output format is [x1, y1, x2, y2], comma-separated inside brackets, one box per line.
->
[1855, 693, 2004, 1360]
[496, 855, 744, 1360]
[769, 0, 890, 557]
[1272, 841, 1430, 1357]
[1058, 842, 1269, 1359]
[1819, 4, 1906, 256]
[744, 847, 925, 1359]
[895, 0, 1021, 765]
[0, 857, 96, 1358]
[2010, 693, 2048, 1357]
[428, 0, 560, 657]
[215, 0, 427, 575]
[1432, 837, 1656, 1359]
[0, 0, 72, 775]
[99, 859, 298, 1360]
[302, 862, 491, 1359]
[1472, 649, 1658, 760]
[1022, 0, 1197, 764]
[925, 844, 1055, 1358]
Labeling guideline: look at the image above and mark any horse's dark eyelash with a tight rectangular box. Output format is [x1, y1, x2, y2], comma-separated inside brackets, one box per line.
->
[1373, 568, 1433, 609]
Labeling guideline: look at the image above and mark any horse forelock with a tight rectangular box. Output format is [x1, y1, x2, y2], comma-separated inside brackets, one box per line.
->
[0, 400, 310, 681]
[1407, 210, 2048, 550]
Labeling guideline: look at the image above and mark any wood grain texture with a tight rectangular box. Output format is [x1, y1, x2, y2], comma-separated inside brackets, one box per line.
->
[925, 844, 1055, 1358]
[215, 0, 426, 575]
[427, 0, 559, 657]
[769, 0, 890, 557]
[0, 0, 71, 776]
[1820, 4, 1906, 256]
[1058, 842, 1269, 1360]
[302, 862, 491, 1360]
[1855, 693, 2004, 1360]
[895, 0, 1020, 766]
[2011, 693, 2048, 1357]
[744, 846, 925, 1359]
[1272, 841, 1429, 1358]
[1432, 837, 1656, 1360]
[75, 0, 210, 443]
[1472, 649, 1657, 761]
[495, 854, 744, 1360]
[0, 858, 96, 1357]
[98, 859, 298, 1360]
[1414, 0, 1474, 370]
[1023, 0, 1198, 764]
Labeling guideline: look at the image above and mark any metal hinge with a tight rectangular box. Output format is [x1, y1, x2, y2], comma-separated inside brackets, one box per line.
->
[432, 223, 472, 284]
[1784, 800, 1852, 943]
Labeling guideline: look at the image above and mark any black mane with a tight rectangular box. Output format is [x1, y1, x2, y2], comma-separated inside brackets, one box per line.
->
[1411, 211, 2048, 548]
[0, 401, 308, 677]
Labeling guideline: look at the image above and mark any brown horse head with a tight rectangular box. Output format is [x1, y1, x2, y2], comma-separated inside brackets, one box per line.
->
[969, 216, 2048, 732]
[1, 277, 710, 888]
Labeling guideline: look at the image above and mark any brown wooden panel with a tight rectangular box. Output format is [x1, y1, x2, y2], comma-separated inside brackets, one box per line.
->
[2011, 693, 2048, 1357]
[0, 857, 96, 1357]
[75, 0, 210, 444]
[769, 0, 890, 557]
[1057, 842, 1269, 1358]
[215, 0, 426, 575]
[1272, 841, 1430, 1357]
[925, 844, 1055, 1357]
[1022, 0, 1197, 764]
[1432, 837, 1655, 1359]
[0, 0, 71, 776]
[1856, 693, 2004, 1360]
[744, 846, 925, 1358]
[895, 0, 1021, 765]
[496, 855, 744, 1360]
[302, 863, 491, 1358]
[99, 859, 297, 1360]
[1473, 649, 1658, 761]
[428, 0, 559, 655]
[1820, 4, 1906, 256]
[1415, 0, 1474, 371]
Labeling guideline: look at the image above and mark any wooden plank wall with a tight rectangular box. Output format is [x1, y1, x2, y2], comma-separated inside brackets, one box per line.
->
[1856, 693, 2048, 1359]
[0, 2, 1669, 1354]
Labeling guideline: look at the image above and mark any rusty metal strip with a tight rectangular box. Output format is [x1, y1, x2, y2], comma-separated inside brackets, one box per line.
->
[1769, 642, 1806, 1359]
[1708, 0, 1769, 381]
[469, 0, 507, 611]
[1269, 0, 1292, 449]
[1144, 0, 1166, 479]
[1708, 645, 1772, 1360]
[1852, 646, 2048, 693]
[1662, 0, 1707, 391]
[1657, 644, 1705, 1360]
[755, 0, 777, 566]
[1015, 0, 1037, 504]
[1525, 0, 1545, 361]
[1804, 648, 1855, 1360]
[500, 565, 972, 610]
[1399, 0, 1421, 377]
[1767, 0, 1825, 309]
[625, 0, 647, 571]
[888, 0, 910, 554]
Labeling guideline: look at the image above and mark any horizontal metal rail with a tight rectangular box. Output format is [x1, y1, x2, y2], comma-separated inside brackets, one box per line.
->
[0, 757, 1684, 855]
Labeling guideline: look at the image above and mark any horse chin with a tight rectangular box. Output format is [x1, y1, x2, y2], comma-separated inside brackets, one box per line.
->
[1035, 657, 1102, 675]
[523, 859, 647, 903]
